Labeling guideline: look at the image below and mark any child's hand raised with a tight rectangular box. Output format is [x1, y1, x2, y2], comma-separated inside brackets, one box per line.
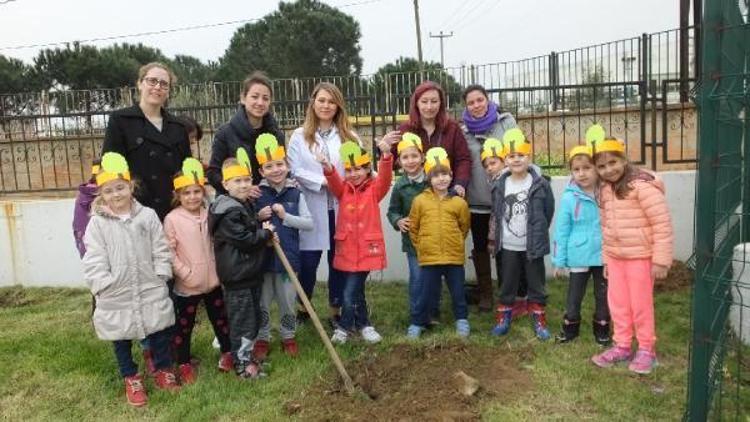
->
[396, 217, 410, 233]
[376, 130, 400, 156]
[271, 203, 286, 220]
[258, 206, 273, 221]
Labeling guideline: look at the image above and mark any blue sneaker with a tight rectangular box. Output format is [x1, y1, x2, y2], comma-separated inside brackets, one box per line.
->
[406, 324, 424, 339]
[491, 307, 512, 336]
[455, 319, 470, 337]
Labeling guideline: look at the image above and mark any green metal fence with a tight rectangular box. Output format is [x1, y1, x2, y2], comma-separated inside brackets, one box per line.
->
[687, 0, 750, 419]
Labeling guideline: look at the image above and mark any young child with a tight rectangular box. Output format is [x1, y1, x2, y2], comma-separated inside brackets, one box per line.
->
[551, 134, 611, 345]
[254, 134, 313, 359]
[589, 130, 673, 375]
[163, 158, 233, 384]
[82, 152, 180, 407]
[73, 159, 100, 258]
[208, 149, 275, 379]
[318, 139, 394, 344]
[386, 132, 430, 326]
[406, 147, 471, 338]
[491, 128, 555, 341]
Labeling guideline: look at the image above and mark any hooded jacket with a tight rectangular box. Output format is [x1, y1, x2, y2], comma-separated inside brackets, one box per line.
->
[387, 173, 428, 256]
[491, 166, 555, 259]
[82, 200, 174, 341]
[409, 188, 471, 265]
[551, 181, 603, 268]
[599, 172, 673, 267]
[323, 154, 394, 272]
[163, 206, 220, 296]
[208, 194, 271, 290]
[206, 107, 285, 193]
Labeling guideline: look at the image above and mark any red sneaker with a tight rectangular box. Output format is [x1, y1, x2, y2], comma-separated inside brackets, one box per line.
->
[124, 375, 148, 407]
[281, 339, 299, 358]
[253, 340, 270, 362]
[217, 352, 233, 372]
[178, 363, 197, 385]
[511, 298, 528, 318]
[142, 349, 156, 375]
[153, 369, 181, 391]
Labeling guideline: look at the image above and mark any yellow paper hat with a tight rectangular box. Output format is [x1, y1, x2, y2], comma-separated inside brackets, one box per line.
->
[424, 147, 450, 174]
[397, 132, 423, 155]
[586, 124, 625, 154]
[173, 158, 206, 190]
[222, 147, 252, 181]
[255, 133, 286, 165]
[96, 152, 131, 186]
[90, 159, 101, 177]
[502, 128, 532, 156]
[340, 141, 370, 169]
[481, 138, 505, 161]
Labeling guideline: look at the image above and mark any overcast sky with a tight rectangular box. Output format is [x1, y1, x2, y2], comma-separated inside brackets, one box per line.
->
[0, 0, 680, 74]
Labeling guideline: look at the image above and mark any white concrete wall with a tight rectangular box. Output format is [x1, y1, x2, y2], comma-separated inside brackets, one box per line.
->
[0, 170, 697, 288]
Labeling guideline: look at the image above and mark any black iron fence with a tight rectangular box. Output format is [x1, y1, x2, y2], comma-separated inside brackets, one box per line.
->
[0, 26, 698, 193]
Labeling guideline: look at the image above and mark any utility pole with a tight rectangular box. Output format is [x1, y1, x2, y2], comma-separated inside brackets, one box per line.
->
[430, 31, 454, 68]
[413, 0, 424, 71]
[430, 31, 453, 69]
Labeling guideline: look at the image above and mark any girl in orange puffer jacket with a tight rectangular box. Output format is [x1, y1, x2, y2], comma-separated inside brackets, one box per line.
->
[590, 137, 673, 375]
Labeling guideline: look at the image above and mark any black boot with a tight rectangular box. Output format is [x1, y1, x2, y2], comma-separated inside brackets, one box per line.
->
[593, 319, 612, 346]
[555, 318, 580, 343]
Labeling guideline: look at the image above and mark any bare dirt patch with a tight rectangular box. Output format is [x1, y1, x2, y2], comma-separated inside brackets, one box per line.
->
[293, 342, 533, 421]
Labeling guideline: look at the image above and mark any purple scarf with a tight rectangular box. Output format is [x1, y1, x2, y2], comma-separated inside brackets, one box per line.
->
[462, 101, 499, 135]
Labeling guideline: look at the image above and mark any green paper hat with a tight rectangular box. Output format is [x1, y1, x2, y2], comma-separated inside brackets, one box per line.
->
[96, 152, 131, 186]
[502, 128, 532, 155]
[424, 147, 450, 174]
[255, 133, 286, 165]
[173, 158, 205, 189]
[340, 141, 370, 169]
[481, 138, 505, 161]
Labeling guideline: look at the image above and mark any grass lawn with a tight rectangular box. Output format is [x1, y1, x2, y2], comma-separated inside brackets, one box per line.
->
[0, 280, 691, 420]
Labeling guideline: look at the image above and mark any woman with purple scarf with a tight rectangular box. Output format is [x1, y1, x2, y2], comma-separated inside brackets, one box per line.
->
[461, 84, 518, 312]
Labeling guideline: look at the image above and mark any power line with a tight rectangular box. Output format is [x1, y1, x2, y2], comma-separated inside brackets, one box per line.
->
[0, 0, 19, 4]
[0, 18, 261, 51]
[0, 0, 383, 51]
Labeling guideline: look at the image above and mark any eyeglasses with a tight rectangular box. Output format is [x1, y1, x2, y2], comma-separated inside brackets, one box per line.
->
[142, 77, 170, 90]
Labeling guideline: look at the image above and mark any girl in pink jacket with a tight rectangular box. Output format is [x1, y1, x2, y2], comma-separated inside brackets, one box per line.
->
[589, 137, 673, 375]
[164, 158, 232, 384]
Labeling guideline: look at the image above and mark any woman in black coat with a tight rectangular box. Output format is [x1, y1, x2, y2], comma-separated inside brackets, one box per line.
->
[206, 71, 285, 197]
[102, 62, 191, 221]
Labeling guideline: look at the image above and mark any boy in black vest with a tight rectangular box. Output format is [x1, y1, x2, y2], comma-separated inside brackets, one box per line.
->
[253, 134, 313, 360]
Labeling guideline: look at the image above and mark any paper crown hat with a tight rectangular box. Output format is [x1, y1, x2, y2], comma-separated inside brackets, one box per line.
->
[173, 158, 206, 190]
[585, 123, 625, 155]
[424, 147, 450, 174]
[397, 132, 423, 155]
[502, 128, 532, 155]
[222, 147, 252, 181]
[481, 138, 505, 161]
[95, 152, 131, 186]
[340, 141, 371, 169]
[90, 159, 101, 178]
[255, 133, 286, 165]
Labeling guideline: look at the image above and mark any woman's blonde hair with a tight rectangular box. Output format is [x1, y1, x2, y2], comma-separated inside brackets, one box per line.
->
[302, 82, 357, 150]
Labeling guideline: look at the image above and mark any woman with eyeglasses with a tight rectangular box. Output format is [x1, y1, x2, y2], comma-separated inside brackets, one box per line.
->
[102, 62, 192, 221]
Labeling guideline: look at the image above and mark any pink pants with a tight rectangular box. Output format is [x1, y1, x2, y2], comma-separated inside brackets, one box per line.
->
[606, 257, 656, 353]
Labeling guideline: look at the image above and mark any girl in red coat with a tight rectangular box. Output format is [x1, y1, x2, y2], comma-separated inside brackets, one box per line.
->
[317, 138, 396, 344]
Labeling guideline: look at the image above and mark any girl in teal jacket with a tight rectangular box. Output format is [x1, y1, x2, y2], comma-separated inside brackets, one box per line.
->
[551, 145, 611, 345]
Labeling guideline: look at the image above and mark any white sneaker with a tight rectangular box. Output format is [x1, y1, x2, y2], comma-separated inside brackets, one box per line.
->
[212, 337, 220, 349]
[360, 326, 382, 344]
[331, 328, 349, 344]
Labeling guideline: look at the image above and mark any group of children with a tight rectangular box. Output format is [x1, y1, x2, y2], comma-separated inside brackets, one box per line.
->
[77, 123, 673, 407]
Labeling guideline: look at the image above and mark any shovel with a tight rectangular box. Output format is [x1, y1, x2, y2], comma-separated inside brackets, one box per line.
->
[272, 239, 355, 395]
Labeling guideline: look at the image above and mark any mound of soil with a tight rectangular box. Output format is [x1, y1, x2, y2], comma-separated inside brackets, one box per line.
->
[655, 260, 693, 293]
[292, 342, 533, 421]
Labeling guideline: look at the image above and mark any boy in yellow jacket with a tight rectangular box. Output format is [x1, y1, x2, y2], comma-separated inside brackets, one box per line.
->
[407, 147, 471, 338]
